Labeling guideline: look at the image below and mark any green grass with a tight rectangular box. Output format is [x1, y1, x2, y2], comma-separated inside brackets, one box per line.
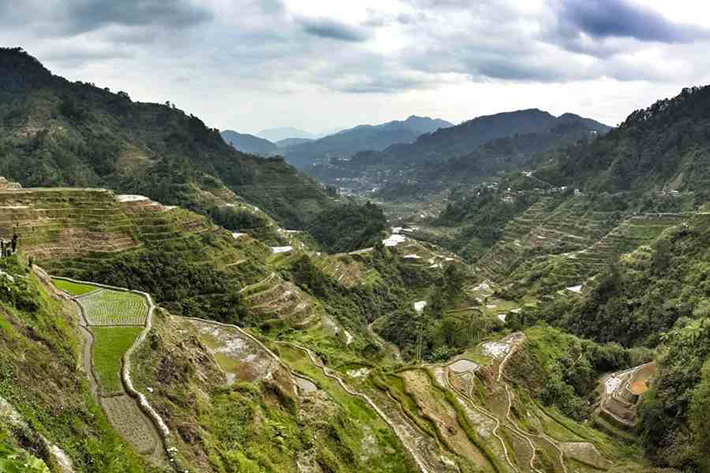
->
[52, 278, 97, 296]
[91, 327, 143, 393]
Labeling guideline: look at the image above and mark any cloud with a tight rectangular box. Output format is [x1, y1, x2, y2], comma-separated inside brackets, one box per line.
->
[65, 0, 212, 35]
[556, 0, 710, 43]
[3, 0, 710, 133]
[297, 17, 370, 42]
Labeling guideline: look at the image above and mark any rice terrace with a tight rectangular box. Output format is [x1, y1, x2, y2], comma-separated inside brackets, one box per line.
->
[2, 17, 710, 473]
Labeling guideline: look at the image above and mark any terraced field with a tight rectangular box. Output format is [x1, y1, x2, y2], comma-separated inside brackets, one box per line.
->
[91, 326, 143, 393]
[594, 362, 657, 439]
[240, 272, 321, 327]
[275, 330, 632, 473]
[473, 197, 699, 296]
[0, 187, 267, 282]
[80, 290, 148, 326]
[58, 278, 168, 467]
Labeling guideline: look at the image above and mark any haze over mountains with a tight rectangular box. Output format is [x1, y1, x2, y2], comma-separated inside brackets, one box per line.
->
[220, 130, 280, 156]
[256, 126, 318, 142]
[309, 109, 611, 196]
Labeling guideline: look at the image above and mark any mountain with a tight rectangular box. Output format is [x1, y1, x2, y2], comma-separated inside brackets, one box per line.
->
[535, 86, 710, 199]
[0, 47, 344, 232]
[276, 137, 313, 148]
[309, 110, 611, 196]
[221, 129, 279, 156]
[257, 126, 317, 141]
[377, 109, 610, 166]
[283, 115, 454, 169]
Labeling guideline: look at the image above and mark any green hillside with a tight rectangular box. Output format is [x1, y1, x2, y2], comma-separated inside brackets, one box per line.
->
[535, 86, 710, 199]
[0, 47, 349, 235]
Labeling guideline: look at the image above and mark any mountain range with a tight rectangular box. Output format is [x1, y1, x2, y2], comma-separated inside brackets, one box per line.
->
[282, 115, 453, 169]
[309, 109, 611, 196]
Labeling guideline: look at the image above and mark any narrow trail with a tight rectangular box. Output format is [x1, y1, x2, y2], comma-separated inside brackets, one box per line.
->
[277, 340, 436, 473]
[176, 316, 438, 473]
[238, 272, 275, 294]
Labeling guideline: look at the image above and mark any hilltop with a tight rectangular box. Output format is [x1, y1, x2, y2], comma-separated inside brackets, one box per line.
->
[535, 85, 710, 199]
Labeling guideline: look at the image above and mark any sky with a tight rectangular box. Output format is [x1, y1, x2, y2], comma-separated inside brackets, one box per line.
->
[3, 0, 710, 136]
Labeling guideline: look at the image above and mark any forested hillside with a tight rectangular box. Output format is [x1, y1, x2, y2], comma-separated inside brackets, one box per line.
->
[535, 86, 710, 200]
[0, 48, 350, 234]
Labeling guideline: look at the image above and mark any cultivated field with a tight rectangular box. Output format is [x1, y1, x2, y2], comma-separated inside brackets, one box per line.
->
[81, 290, 149, 326]
[52, 278, 98, 296]
[91, 326, 143, 394]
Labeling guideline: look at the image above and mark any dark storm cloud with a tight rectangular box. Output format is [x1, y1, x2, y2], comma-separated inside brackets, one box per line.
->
[0, 0, 212, 39]
[298, 17, 370, 42]
[66, 0, 212, 35]
[557, 0, 710, 43]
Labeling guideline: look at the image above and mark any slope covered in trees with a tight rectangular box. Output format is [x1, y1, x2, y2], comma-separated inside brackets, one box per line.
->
[535, 85, 710, 200]
[0, 47, 342, 232]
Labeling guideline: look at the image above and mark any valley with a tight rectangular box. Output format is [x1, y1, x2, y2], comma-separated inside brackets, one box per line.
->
[1, 46, 709, 473]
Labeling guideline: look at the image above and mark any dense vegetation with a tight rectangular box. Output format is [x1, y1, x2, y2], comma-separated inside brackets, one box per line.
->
[305, 201, 388, 253]
[535, 86, 710, 200]
[78, 249, 255, 325]
[0, 47, 380, 251]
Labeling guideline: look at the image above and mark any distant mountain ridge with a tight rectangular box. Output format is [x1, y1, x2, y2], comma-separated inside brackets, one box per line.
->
[221, 130, 279, 156]
[276, 137, 313, 148]
[283, 115, 454, 169]
[378, 109, 611, 166]
[257, 127, 317, 142]
[308, 109, 611, 196]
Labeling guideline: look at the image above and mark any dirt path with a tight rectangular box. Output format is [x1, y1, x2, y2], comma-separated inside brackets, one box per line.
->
[176, 316, 439, 473]
[278, 340, 438, 473]
[239, 272, 275, 293]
